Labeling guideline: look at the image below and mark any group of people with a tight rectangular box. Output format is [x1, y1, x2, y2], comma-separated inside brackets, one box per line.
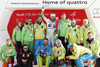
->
[0, 8, 100, 67]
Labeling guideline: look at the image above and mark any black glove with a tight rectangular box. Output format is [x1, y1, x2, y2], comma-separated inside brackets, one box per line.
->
[38, 52, 44, 58]
[53, 57, 58, 64]
[38, 52, 47, 58]
[81, 43, 84, 46]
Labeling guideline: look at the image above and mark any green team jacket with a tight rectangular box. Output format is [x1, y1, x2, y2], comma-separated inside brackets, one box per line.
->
[0, 44, 16, 62]
[80, 24, 95, 45]
[85, 38, 100, 56]
[69, 44, 92, 59]
[12, 25, 23, 42]
[34, 21, 47, 39]
[57, 19, 71, 37]
[65, 25, 80, 44]
[22, 23, 34, 43]
[51, 44, 66, 61]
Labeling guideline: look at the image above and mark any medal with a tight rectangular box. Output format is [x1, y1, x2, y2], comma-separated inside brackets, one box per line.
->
[30, 33, 33, 37]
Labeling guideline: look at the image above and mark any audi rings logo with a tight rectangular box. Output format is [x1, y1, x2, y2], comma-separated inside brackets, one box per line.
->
[93, 8, 100, 15]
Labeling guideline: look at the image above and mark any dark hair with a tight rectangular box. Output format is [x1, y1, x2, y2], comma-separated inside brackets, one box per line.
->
[6, 38, 11, 41]
[27, 17, 32, 20]
[37, 15, 42, 18]
[71, 18, 75, 21]
[44, 38, 48, 41]
[96, 58, 100, 67]
[23, 44, 28, 48]
[88, 32, 92, 34]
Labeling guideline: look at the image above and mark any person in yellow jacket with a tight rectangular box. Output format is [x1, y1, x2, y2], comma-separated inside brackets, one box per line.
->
[66, 43, 92, 67]
[49, 39, 67, 67]
[85, 32, 100, 61]
[80, 19, 95, 46]
[65, 19, 80, 44]
[22, 18, 34, 52]
[34, 15, 47, 63]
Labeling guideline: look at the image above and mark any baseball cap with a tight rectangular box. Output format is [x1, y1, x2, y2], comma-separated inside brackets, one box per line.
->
[67, 44, 72, 49]
[50, 13, 56, 17]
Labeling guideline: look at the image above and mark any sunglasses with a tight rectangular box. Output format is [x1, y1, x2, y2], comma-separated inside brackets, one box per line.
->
[24, 48, 28, 49]
[28, 21, 32, 22]
[38, 18, 42, 20]
[71, 22, 75, 23]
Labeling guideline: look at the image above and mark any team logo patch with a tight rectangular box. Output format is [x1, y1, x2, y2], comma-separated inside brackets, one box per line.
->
[83, 30, 85, 32]
[68, 29, 71, 33]
[83, 28, 85, 32]
[36, 26, 38, 28]
[54, 49, 57, 51]
[27, 28, 29, 30]
[16, 28, 19, 31]
[4, 48, 7, 52]
[59, 22, 62, 24]
[53, 50, 56, 53]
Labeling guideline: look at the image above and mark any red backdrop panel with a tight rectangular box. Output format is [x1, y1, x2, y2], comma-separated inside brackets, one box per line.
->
[7, 9, 87, 52]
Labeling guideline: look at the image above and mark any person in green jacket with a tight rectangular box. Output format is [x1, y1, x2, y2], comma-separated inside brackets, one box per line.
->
[65, 19, 80, 44]
[0, 38, 16, 67]
[80, 19, 95, 46]
[12, 19, 23, 54]
[57, 13, 71, 49]
[49, 39, 67, 67]
[66, 43, 92, 67]
[85, 32, 100, 61]
[22, 18, 34, 52]
[34, 15, 47, 63]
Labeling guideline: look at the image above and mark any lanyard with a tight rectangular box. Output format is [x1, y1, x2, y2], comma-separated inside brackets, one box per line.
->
[27, 26, 33, 33]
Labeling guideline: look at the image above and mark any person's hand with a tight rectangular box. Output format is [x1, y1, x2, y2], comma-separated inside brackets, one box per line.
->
[56, 17, 59, 20]
[25, 60, 27, 62]
[3, 54, 6, 57]
[43, 54, 47, 58]
[14, 41, 16, 44]
[3, 61, 7, 64]
[42, 6, 45, 11]
[95, 55, 99, 58]
[66, 56, 70, 59]
[22, 59, 26, 63]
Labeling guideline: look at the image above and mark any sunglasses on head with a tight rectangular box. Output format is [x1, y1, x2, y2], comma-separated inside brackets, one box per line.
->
[24, 48, 28, 49]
